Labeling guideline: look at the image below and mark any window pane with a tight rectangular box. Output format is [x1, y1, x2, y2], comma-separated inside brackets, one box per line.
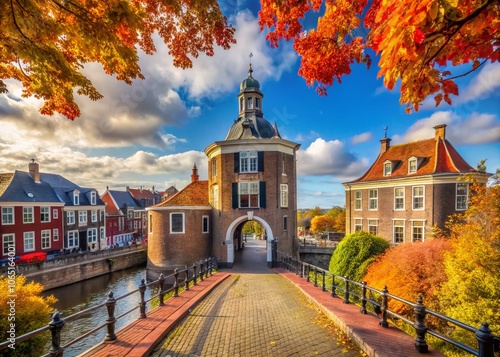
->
[171, 214, 183, 233]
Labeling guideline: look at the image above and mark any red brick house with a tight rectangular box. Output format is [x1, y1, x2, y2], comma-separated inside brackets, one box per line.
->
[343, 124, 487, 243]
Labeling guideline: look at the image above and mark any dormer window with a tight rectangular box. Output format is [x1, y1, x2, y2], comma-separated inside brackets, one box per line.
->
[73, 190, 80, 205]
[90, 191, 96, 205]
[384, 161, 392, 176]
[408, 157, 418, 174]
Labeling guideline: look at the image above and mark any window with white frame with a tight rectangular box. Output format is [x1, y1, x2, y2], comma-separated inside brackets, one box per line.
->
[53, 229, 59, 241]
[456, 183, 469, 210]
[240, 151, 258, 173]
[1, 207, 14, 225]
[384, 162, 391, 176]
[128, 209, 134, 219]
[170, 213, 184, 234]
[394, 188, 405, 210]
[90, 191, 96, 205]
[79, 211, 87, 224]
[202, 215, 209, 233]
[368, 219, 378, 235]
[283, 215, 288, 231]
[239, 182, 259, 208]
[354, 191, 362, 210]
[212, 185, 219, 209]
[412, 221, 425, 242]
[255, 97, 260, 109]
[41, 230, 51, 249]
[100, 227, 105, 240]
[282, 154, 286, 175]
[247, 97, 253, 109]
[408, 158, 417, 174]
[67, 231, 79, 248]
[412, 186, 424, 210]
[24, 232, 35, 252]
[73, 191, 80, 205]
[67, 211, 75, 225]
[2, 234, 14, 255]
[149, 214, 153, 233]
[211, 158, 217, 177]
[91, 210, 97, 222]
[100, 210, 104, 222]
[369, 190, 378, 210]
[88, 228, 97, 244]
[41, 207, 50, 222]
[134, 211, 141, 219]
[393, 220, 405, 243]
[354, 218, 362, 232]
[23, 207, 34, 223]
[53, 209, 59, 219]
[280, 184, 288, 208]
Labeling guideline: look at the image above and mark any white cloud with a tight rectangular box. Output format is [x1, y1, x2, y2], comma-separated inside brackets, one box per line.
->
[351, 132, 372, 144]
[458, 62, 500, 104]
[392, 111, 500, 145]
[297, 138, 369, 179]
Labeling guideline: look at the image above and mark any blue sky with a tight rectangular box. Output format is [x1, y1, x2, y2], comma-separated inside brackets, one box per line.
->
[0, 6, 499, 209]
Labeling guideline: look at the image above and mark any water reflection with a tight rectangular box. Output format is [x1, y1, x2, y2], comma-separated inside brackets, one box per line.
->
[42, 265, 159, 356]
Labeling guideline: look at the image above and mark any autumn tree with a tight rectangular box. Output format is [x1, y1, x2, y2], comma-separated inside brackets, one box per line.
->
[329, 231, 389, 282]
[259, 0, 500, 113]
[0, 276, 57, 356]
[310, 214, 337, 235]
[363, 239, 450, 325]
[437, 172, 500, 345]
[326, 206, 346, 232]
[1, 0, 235, 119]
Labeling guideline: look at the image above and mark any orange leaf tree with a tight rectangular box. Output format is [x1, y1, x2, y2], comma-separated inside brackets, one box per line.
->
[259, 0, 500, 113]
[310, 214, 337, 234]
[1, 0, 235, 119]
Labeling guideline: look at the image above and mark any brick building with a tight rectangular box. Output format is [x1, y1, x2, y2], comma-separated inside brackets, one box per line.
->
[343, 124, 487, 243]
[147, 65, 300, 276]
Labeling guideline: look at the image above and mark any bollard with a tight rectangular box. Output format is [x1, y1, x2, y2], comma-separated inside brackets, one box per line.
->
[322, 271, 326, 292]
[158, 273, 165, 306]
[343, 276, 350, 304]
[48, 311, 64, 357]
[139, 279, 147, 318]
[331, 275, 337, 297]
[360, 282, 367, 314]
[174, 268, 179, 297]
[379, 286, 389, 328]
[476, 322, 495, 357]
[104, 291, 117, 341]
[414, 296, 428, 353]
[193, 263, 198, 285]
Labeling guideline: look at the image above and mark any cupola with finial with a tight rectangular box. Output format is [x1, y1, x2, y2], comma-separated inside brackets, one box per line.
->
[238, 53, 263, 117]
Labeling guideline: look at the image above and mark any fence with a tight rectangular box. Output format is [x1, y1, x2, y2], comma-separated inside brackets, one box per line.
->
[0, 257, 217, 356]
[276, 252, 499, 357]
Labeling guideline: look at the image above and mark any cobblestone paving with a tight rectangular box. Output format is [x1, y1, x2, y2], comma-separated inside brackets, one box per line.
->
[150, 273, 365, 357]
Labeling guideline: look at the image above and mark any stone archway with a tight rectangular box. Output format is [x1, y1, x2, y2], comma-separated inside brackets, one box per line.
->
[225, 212, 274, 267]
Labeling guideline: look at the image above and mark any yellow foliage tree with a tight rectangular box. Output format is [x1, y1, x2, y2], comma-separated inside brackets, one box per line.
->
[0, 275, 57, 356]
[310, 214, 337, 235]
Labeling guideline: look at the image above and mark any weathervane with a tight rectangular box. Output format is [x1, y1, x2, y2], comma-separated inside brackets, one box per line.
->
[384, 126, 388, 138]
[249, 52, 253, 64]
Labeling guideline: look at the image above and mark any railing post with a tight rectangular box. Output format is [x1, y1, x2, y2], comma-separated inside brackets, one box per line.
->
[193, 263, 198, 285]
[300, 261, 304, 278]
[139, 278, 147, 318]
[199, 261, 204, 282]
[331, 275, 337, 297]
[174, 268, 179, 297]
[343, 276, 350, 304]
[306, 264, 310, 283]
[414, 296, 428, 352]
[360, 282, 367, 314]
[296, 258, 300, 275]
[158, 273, 165, 306]
[476, 322, 494, 357]
[379, 286, 389, 327]
[104, 291, 117, 341]
[314, 267, 318, 287]
[322, 271, 326, 292]
[204, 259, 209, 279]
[48, 311, 64, 357]
[184, 266, 189, 291]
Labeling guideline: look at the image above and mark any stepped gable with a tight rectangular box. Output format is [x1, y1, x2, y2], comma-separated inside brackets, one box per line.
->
[352, 135, 476, 183]
[155, 180, 209, 207]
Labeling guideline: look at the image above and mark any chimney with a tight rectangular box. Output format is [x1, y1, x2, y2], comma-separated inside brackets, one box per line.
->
[28, 159, 40, 183]
[434, 124, 447, 140]
[380, 138, 391, 154]
[191, 163, 199, 182]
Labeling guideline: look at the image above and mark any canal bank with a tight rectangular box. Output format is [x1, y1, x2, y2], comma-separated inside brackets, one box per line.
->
[13, 244, 147, 291]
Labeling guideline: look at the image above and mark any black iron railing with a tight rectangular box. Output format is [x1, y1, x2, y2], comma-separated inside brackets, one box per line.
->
[0, 257, 217, 356]
[276, 252, 499, 357]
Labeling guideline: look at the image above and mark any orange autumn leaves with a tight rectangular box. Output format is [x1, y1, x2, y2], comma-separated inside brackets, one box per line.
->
[1, 0, 235, 119]
[259, 0, 500, 113]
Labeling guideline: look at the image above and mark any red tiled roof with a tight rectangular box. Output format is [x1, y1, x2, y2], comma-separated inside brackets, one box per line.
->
[154, 181, 209, 207]
[101, 192, 120, 215]
[352, 137, 476, 183]
[128, 188, 155, 199]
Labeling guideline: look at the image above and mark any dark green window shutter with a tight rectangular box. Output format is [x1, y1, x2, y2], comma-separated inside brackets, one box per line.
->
[259, 181, 266, 208]
[232, 183, 239, 208]
[234, 153, 239, 173]
[258, 151, 264, 172]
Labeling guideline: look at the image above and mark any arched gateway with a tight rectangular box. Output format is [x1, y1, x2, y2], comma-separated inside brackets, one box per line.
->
[147, 64, 300, 276]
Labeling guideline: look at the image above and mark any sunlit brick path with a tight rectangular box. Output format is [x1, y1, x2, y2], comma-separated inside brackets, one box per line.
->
[150, 273, 364, 357]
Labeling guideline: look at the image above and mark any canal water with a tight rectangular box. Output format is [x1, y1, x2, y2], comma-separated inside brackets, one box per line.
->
[42, 264, 157, 356]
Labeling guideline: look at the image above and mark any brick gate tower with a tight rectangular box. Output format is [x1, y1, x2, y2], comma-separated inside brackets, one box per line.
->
[205, 64, 300, 267]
